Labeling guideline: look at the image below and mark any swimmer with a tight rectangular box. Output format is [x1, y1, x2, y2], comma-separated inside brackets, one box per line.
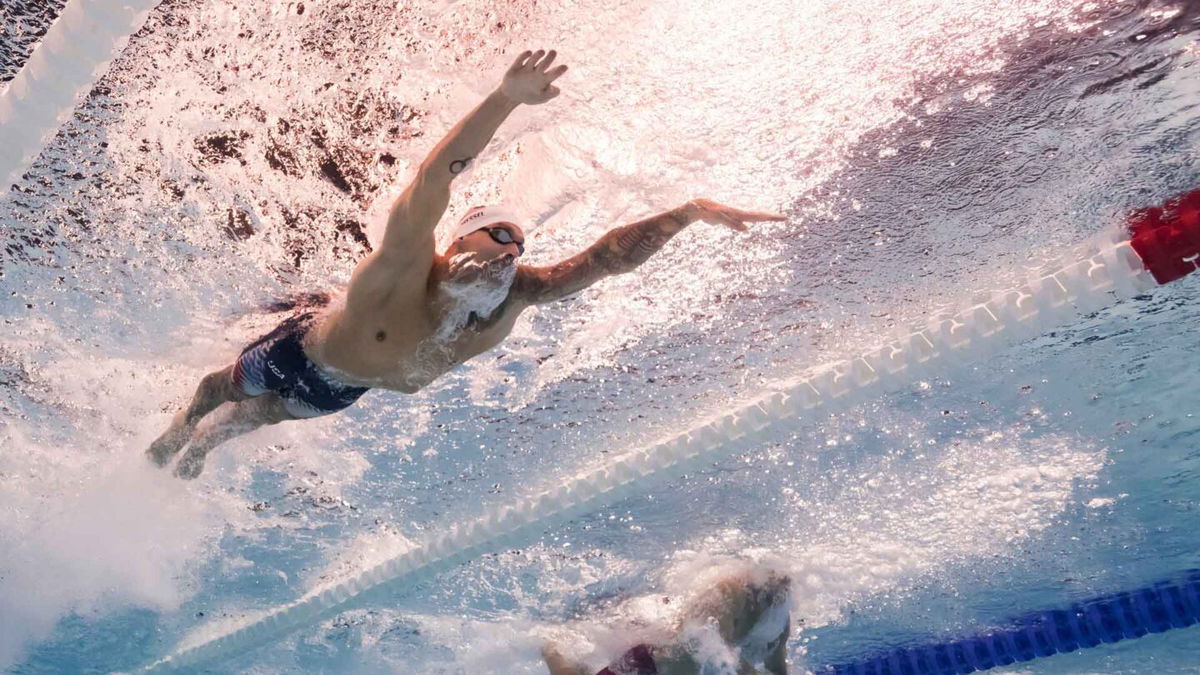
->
[146, 47, 787, 478]
[541, 566, 793, 674]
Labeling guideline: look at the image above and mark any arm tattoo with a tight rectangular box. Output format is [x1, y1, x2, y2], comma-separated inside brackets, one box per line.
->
[449, 156, 473, 174]
[516, 206, 694, 304]
[594, 208, 691, 274]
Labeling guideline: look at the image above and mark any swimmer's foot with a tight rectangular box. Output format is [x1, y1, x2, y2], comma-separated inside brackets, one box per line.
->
[173, 445, 208, 480]
[146, 411, 193, 467]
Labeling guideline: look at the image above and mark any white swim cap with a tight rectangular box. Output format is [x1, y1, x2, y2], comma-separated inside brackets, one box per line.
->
[452, 204, 523, 241]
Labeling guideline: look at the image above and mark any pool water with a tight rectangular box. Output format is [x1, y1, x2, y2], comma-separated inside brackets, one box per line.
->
[1, 0, 1198, 673]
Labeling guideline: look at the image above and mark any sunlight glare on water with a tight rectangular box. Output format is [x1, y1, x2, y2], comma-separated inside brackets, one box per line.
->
[6, 0, 1196, 672]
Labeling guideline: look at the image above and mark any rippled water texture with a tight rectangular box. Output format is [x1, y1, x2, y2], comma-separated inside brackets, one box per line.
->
[1, 0, 1199, 672]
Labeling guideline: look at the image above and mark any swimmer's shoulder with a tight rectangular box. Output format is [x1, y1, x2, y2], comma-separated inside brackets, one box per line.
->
[345, 246, 436, 313]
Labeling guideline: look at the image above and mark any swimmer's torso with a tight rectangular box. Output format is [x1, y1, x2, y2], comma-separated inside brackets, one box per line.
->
[303, 248, 525, 393]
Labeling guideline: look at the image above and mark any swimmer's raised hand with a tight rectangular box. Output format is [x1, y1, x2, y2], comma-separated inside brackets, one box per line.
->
[684, 198, 788, 232]
[501, 48, 568, 105]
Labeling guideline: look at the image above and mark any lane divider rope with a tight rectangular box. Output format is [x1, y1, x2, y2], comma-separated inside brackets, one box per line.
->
[1, 0, 161, 192]
[816, 568, 1200, 674]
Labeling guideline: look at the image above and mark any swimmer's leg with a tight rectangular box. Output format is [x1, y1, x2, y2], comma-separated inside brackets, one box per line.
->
[174, 392, 295, 480]
[146, 364, 251, 467]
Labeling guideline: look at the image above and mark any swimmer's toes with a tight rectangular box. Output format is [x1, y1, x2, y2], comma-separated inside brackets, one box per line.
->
[173, 450, 206, 480]
[147, 427, 189, 467]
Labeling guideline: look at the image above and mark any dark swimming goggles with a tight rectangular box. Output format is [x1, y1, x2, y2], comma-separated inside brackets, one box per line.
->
[484, 226, 525, 255]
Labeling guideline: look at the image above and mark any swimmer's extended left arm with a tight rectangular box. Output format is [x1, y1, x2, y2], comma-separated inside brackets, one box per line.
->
[514, 199, 787, 305]
[540, 643, 590, 675]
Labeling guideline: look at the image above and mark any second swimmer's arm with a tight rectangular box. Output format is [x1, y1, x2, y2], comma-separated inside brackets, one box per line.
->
[763, 618, 791, 674]
[540, 643, 591, 675]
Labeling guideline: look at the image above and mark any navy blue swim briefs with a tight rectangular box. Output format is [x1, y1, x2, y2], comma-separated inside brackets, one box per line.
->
[230, 312, 369, 418]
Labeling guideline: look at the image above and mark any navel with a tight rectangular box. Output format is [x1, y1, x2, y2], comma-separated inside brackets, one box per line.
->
[375, 330, 387, 342]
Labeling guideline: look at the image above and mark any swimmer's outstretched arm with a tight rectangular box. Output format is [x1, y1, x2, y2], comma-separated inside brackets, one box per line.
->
[540, 642, 590, 675]
[377, 48, 568, 256]
[513, 199, 787, 304]
[764, 617, 791, 674]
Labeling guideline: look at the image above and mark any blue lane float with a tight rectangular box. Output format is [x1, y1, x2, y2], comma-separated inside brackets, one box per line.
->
[817, 569, 1200, 675]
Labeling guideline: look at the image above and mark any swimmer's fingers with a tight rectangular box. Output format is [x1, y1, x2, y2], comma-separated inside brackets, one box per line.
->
[702, 200, 787, 223]
[690, 200, 747, 231]
[502, 48, 567, 104]
[735, 207, 788, 222]
[535, 49, 557, 72]
[510, 50, 534, 72]
[719, 215, 750, 232]
[535, 53, 569, 88]
[711, 203, 789, 229]
[546, 64, 568, 83]
[703, 209, 748, 232]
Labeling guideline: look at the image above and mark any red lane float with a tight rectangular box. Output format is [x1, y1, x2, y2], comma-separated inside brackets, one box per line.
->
[1128, 187, 1200, 284]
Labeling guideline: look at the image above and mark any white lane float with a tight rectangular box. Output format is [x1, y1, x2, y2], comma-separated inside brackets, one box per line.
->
[0, 0, 161, 192]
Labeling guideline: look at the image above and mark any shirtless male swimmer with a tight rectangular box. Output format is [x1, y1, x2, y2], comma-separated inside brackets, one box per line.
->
[146, 47, 787, 479]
